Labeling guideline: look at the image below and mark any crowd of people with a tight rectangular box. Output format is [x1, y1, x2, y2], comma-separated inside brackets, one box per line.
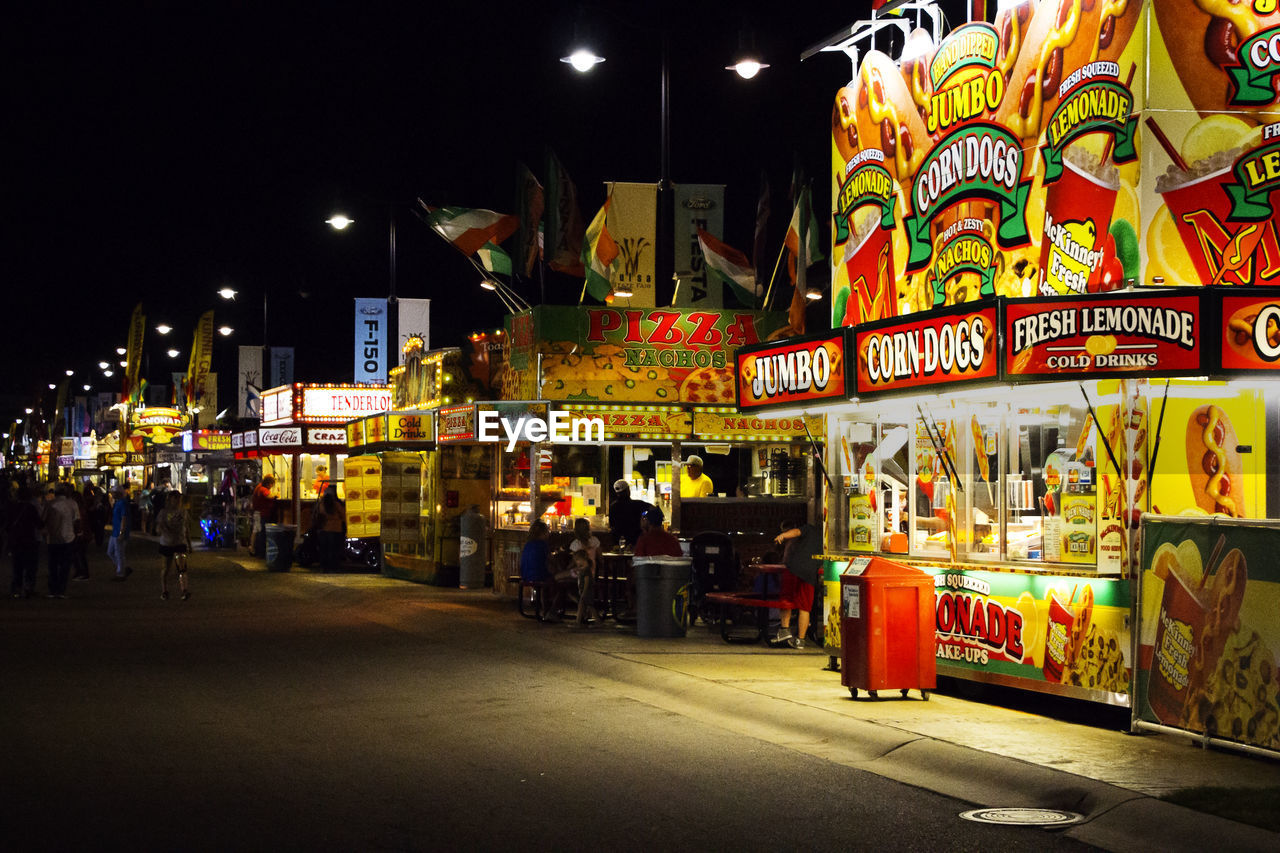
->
[1, 471, 191, 601]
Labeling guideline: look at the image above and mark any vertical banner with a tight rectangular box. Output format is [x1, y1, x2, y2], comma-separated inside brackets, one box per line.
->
[238, 346, 262, 419]
[354, 297, 387, 383]
[184, 310, 214, 411]
[124, 302, 145, 406]
[672, 183, 726, 308]
[269, 346, 294, 387]
[607, 182, 658, 307]
[397, 298, 431, 365]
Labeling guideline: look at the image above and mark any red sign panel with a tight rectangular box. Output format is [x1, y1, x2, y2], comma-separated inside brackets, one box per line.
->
[1004, 293, 1203, 380]
[1220, 290, 1280, 371]
[736, 330, 850, 410]
[853, 303, 998, 396]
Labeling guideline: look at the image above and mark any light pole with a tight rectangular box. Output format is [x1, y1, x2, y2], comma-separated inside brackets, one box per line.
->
[562, 14, 766, 304]
[328, 206, 399, 382]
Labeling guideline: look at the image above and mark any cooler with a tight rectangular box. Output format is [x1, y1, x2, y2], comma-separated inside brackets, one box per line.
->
[839, 557, 936, 700]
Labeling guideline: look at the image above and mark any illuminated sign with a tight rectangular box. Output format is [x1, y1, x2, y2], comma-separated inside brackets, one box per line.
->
[691, 412, 823, 441]
[306, 427, 348, 446]
[182, 431, 231, 452]
[853, 302, 999, 397]
[261, 384, 391, 426]
[259, 427, 303, 449]
[736, 330, 851, 411]
[557, 405, 693, 440]
[437, 405, 477, 443]
[387, 413, 434, 444]
[1004, 292, 1203, 380]
[1220, 288, 1280, 372]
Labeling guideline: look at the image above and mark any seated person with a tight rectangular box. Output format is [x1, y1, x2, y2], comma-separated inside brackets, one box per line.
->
[560, 518, 600, 627]
[633, 508, 682, 557]
[519, 520, 559, 620]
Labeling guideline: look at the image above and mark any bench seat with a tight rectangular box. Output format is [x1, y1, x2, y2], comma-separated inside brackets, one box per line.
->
[703, 591, 796, 644]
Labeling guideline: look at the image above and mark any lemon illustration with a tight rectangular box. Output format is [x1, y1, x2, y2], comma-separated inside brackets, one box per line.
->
[1181, 114, 1255, 167]
[1145, 205, 1197, 285]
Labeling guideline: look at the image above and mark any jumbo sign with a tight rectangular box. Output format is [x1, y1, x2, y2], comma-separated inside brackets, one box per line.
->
[736, 330, 851, 411]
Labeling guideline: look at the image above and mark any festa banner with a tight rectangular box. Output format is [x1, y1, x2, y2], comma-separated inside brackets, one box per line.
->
[1135, 516, 1280, 754]
[672, 183, 726, 308]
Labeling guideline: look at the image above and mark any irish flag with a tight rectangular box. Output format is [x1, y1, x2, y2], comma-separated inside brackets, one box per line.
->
[581, 198, 618, 301]
[423, 205, 519, 257]
[697, 228, 758, 306]
[784, 184, 825, 283]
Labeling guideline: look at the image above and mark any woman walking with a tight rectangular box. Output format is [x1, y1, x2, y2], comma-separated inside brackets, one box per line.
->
[156, 491, 192, 600]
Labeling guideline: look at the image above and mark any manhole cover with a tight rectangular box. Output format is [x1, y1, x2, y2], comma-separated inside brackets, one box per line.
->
[959, 807, 1084, 827]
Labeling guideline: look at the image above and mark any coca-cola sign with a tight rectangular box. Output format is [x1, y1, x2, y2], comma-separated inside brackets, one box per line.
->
[259, 427, 302, 449]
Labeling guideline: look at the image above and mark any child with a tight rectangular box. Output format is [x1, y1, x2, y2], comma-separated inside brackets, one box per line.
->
[156, 491, 192, 601]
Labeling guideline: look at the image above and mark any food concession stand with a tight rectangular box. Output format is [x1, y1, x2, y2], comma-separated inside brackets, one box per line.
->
[754, 0, 1280, 722]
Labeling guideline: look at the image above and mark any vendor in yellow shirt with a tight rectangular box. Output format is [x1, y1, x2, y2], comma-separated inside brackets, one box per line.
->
[679, 454, 714, 498]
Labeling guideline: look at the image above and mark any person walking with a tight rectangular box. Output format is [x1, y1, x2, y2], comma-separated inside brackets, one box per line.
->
[106, 486, 132, 581]
[44, 485, 79, 598]
[313, 487, 346, 571]
[6, 485, 43, 598]
[156, 491, 192, 601]
[70, 486, 90, 581]
[771, 521, 823, 650]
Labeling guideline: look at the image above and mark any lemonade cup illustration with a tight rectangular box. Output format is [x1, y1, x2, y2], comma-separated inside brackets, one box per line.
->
[1155, 163, 1263, 286]
[840, 218, 896, 326]
[1039, 150, 1119, 296]
[1042, 590, 1076, 682]
[1145, 566, 1207, 726]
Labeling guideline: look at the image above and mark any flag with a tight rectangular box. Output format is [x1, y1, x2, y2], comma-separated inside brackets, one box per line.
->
[514, 162, 544, 277]
[581, 197, 619, 301]
[422, 205, 518, 257]
[784, 183, 825, 284]
[477, 241, 513, 276]
[546, 150, 585, 276]
[697, 228, 757, 306]
[124, 302, 145, 403]
[752, 171, 771, 284]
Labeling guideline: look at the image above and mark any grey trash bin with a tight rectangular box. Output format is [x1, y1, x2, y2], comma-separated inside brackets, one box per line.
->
[265, 524, 296, 572]
[633, 556, 692, 638]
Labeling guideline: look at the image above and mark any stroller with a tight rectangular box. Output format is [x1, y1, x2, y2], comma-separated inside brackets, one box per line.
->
[688, 531, 738, 627]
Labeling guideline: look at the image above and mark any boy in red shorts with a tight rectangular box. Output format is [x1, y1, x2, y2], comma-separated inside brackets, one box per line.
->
[772, 521, 822, 649]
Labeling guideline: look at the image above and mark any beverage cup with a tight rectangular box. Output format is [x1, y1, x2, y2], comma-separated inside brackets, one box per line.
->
[1039, 151, 1119, 296]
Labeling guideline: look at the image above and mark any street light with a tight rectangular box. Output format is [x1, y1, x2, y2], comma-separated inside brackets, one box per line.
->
[325, 214, 354, 231]
[167, 348, 180, 359]
[217, 325, 234, 336]
[563, 19, 764, 304]
[328, 207, 398, 379]
[156, 324, 173, 335]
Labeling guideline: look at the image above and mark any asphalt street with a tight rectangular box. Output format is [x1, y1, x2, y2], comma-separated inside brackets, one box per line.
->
[2, 539, 1277, 851]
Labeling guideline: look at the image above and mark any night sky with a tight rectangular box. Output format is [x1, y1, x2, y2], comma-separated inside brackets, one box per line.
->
[8, 2, 913, 420]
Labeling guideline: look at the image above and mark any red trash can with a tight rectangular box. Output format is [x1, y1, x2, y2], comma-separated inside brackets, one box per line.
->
[839, 557, 936, 700]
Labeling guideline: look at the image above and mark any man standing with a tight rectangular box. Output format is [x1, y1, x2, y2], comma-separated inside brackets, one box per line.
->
[44, 485, 79, 598]
[772, 521, 823, 649]
[251, 475, 277, 557]
[107, 486, 132, 581]
[679, 455, 714, 498]
[607, 479, 652, 548]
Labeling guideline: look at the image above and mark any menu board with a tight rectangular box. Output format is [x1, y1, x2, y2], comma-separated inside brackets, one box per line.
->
[344, 455, 382, 538]
[830, 1, 1280, 325]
